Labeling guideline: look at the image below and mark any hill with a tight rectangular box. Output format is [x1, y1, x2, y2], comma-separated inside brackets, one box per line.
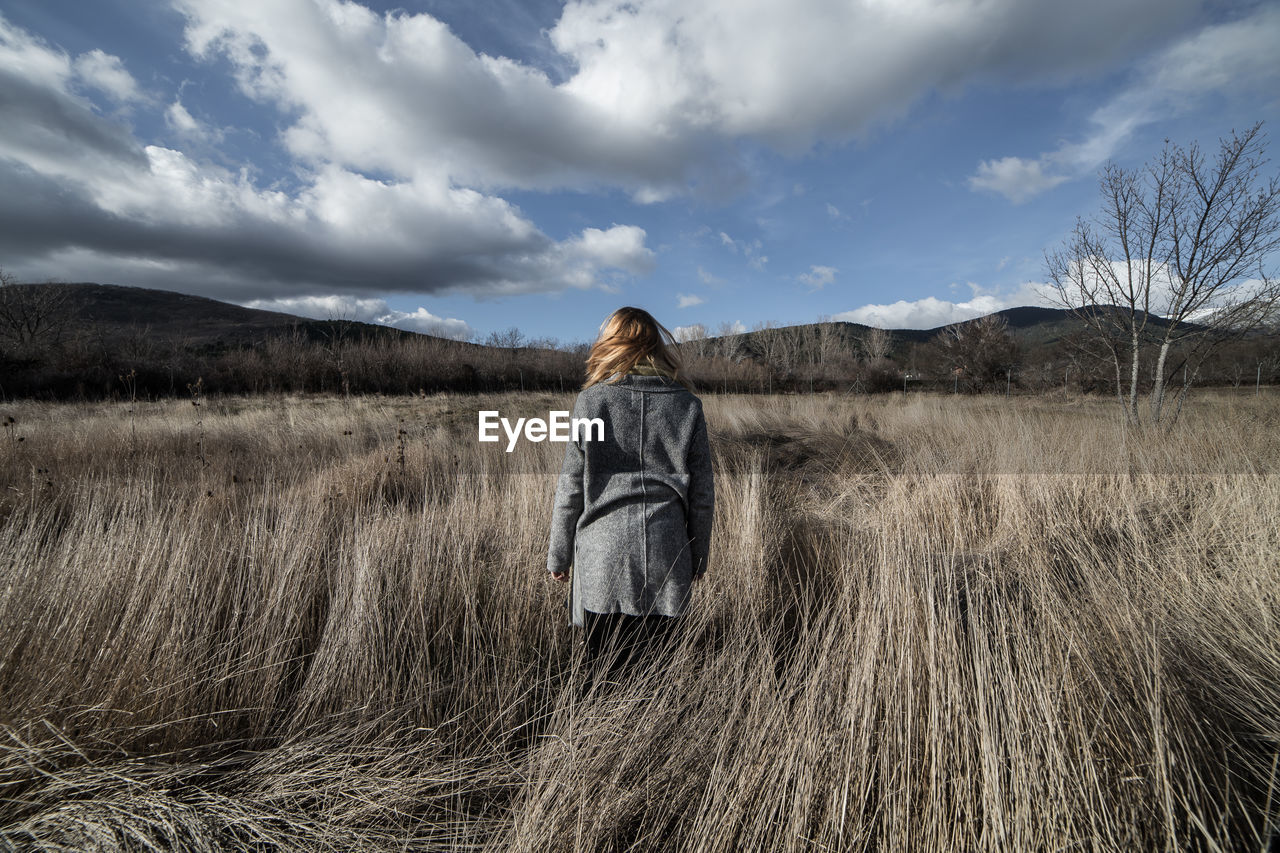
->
[691, 305, 1090, 366]
[13, 282, 1095, 352]
[0, 282, 559, 398]
[40, 283, 427, 348]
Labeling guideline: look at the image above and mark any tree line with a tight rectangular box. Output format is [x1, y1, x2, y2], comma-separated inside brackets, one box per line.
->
[2, 278, 1276, 404]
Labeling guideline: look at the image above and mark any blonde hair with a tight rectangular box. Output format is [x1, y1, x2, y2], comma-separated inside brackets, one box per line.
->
[583, 307, 695, 391]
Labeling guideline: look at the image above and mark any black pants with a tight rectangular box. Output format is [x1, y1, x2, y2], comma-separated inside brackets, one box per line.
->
[581, 610, 675, 687]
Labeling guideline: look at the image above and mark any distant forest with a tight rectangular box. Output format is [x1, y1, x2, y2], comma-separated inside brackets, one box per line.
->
[1, 283, 1278, 400]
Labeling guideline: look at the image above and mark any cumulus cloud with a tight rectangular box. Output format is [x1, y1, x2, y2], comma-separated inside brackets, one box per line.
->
[968, 4, 1280, 203]
[0, 22, 139, 107]
[2, 0, 1262, 311]
[1043, 255, 1266, 324]
[387, 307, 473, 339]
[243, 294, 473, 339]
[550, 0, 1196, 154]
[676, 292, 705, 308]
[174, 0, 730, 200]
[72, 49, 141, 103]
[0, 19, 147, 181]
[833, 281, 1056, 329]
[968, 156, 1069, 204]
[798, 264, 837, 290]
[0, 15, 654, 303]
[173, 0, 1202, 200]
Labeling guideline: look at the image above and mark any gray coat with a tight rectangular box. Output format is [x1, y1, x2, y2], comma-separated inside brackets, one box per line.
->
[547, 372, 715, 627]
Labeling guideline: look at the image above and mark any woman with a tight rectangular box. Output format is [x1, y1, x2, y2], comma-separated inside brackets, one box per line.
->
[547, 307, 715, 684]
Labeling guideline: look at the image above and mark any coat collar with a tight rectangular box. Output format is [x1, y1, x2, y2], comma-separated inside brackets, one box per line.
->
[603, 373, 684, 391]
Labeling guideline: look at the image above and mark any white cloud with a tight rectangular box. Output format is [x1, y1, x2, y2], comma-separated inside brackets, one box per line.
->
[5, 0, 1265, 313]
[72, 49, 141, 103]
[549, 0, 1196, 153]
[835, 296, 1001, 329]
[1042, 255, 1267, 323]
[242, 294, 473, 339]
[676, 292, 705, 308]
[798, 264, 837, 290]
[566, 225, 654, 274]
[166, 100, 199, 134]
[164, 99, 222, 142]
[0, 16, 654, 302]
[968, 5, 1280, 203]
[825, 203, 841, 219]
[1147, 8, 1280, 99]
[717, 230, 768, 270]
[0, 16, 72, 89]
[377, 307, 473, 339]
[968, 156, 1069, 204]
[243, 294, 388, 321]
[173, 0, 1200, 201]
[678, 320, 745, 337]
[697, 265, 724, 286]
[833, 281, 1056, 329]
[174, 0, 724, 199]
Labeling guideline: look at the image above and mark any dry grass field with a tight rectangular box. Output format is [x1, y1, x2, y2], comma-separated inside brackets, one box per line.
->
[0, 390, 1278, 851]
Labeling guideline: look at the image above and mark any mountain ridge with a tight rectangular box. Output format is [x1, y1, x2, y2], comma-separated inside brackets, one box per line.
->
[20, 282, 1089, 350]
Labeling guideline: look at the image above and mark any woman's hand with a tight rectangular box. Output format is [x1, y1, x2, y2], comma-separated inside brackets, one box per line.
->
[550, 570, 569, 582]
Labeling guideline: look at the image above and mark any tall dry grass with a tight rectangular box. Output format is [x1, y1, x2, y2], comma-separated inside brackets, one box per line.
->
[0, 390, 1277, 851]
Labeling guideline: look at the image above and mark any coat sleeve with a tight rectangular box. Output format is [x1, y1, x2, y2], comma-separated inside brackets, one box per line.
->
[547, 396, 586, 576]
[686, 404, 715, 579]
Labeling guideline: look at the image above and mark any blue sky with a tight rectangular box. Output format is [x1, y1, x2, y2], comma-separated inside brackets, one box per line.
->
[1, 0, 1277, 344]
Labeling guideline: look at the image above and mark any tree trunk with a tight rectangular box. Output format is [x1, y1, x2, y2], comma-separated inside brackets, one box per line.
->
[1170, 363, 1199, 426]
[1111, 349, 1126, 423]
[1128, 329, 1140, 425]
[1149, 340, 1170, 424]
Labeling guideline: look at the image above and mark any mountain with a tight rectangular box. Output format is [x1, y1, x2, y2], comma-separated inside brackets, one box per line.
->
[42, 283, 426, 347]
[691, 305, 1092, 365]
[16, 282, 1203, 360]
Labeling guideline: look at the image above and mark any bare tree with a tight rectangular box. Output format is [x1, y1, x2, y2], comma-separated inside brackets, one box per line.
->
[320, 307, 360, 396]
[932, 314, 1021, 393]
[713, 321, 741, 338]
[861, 326, 892, 363]
[710, 321, 741, 360]
[751, 320, 791, 392]
[780, 324, 808, 380]
[0, 270, 69, 352]
[813, 316, 844, 366]
[484, 326, 525, 349]
[525, 335, 561, 350]
[674, 323, 710, 360]
[1045, 122, 1280, 425]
